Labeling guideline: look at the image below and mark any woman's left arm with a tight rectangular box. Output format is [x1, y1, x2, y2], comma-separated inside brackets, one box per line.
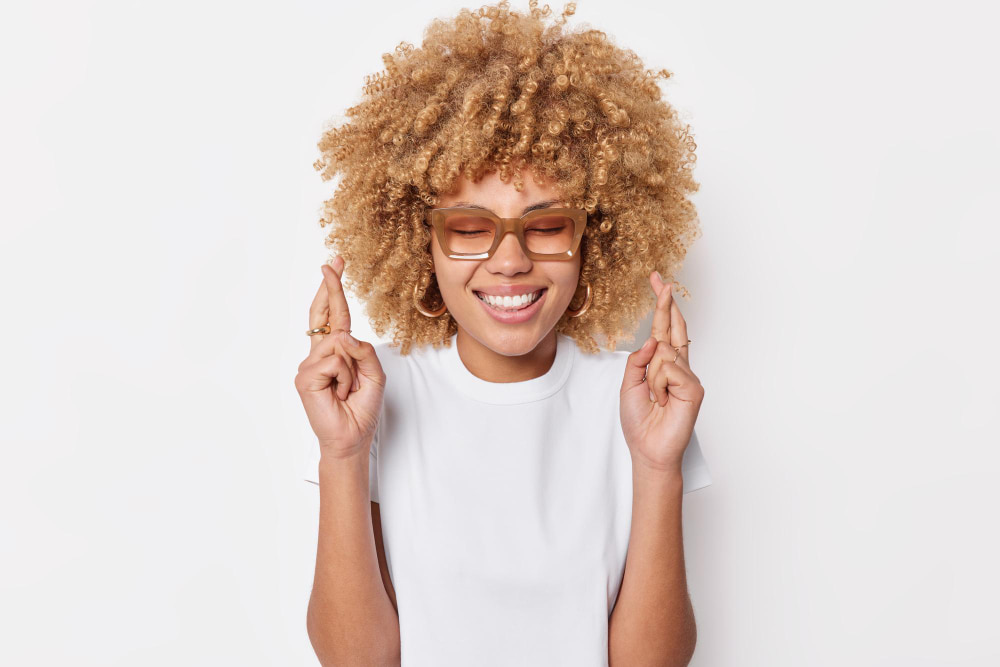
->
[610, 272, 704, 667]
[609, 459, 693, 666]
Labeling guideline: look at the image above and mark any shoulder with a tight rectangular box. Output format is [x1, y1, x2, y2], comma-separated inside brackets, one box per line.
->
[370, 337, 449, 379]
[569, 337, 632, 376]
[372, 337, 447, 358]
[564, 336, 634, 397]
[371, 339, 408, 377]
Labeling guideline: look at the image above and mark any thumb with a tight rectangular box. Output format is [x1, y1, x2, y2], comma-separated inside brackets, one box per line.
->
[338, 332, 386, 385]
[621, 336, 657, 392]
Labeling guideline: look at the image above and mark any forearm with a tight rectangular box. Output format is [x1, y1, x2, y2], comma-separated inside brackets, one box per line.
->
[307, 446, 400, 666]
[608, 459, 696, 667]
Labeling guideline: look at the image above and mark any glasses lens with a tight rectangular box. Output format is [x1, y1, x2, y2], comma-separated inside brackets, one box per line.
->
[523, 214, 576, 255]
[443, 214, 497, 255]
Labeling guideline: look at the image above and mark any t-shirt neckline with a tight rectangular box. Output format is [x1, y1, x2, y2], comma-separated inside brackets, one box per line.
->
[440, 332, 577, 405]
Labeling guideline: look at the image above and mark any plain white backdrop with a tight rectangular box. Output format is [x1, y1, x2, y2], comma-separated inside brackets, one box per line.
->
[2, 0, 997, 664]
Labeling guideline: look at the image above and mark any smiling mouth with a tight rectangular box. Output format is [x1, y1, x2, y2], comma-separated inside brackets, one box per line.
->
[474, 288, 546, 311]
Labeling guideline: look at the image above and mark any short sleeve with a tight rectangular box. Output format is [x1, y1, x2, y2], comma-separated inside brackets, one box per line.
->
[680, 429, 712, 494]
[302, 431, 380, 503]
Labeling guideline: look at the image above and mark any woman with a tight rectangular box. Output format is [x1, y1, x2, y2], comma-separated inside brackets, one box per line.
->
[296, 2, 712, 664]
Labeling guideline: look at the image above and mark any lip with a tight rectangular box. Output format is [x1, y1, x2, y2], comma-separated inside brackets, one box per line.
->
[474, 288, 547, 324]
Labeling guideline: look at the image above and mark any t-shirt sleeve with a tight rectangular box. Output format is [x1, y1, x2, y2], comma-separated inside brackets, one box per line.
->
[680, 428, 712, 494]
[302, 430, 380, 503]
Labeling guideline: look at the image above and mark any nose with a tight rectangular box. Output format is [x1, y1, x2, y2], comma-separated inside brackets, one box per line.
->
[485, 228, 532, 274]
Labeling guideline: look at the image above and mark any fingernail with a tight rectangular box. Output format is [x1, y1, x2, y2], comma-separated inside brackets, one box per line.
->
[654, 270, 662, 282]
[345, 333, 360, 347]
[649, 389, 656, 402]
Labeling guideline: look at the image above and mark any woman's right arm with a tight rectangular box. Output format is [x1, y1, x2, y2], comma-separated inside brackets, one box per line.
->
[296, 257, 400, 665]
[308, 446, 400, 666]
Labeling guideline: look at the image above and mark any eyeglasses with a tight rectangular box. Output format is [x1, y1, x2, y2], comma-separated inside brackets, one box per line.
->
[424, 206, 587, 261]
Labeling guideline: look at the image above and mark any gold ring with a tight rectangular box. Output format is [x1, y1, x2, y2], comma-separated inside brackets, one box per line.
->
[306, 324, 351, 337]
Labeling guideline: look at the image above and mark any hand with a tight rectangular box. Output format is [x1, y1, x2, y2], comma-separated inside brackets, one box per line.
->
[619, 272, 705, 471]
[294, 255, 386, 459]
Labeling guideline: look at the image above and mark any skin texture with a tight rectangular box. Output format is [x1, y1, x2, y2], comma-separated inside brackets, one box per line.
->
[431, 168, 581, 381]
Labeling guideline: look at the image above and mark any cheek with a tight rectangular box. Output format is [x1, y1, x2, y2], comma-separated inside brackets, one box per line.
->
[429, 246, 476, 294]
[539, 263, 583, 309]
[429, 236, 453, 280]
[558, 261, 583, 292]
[428, 231, 442, 269]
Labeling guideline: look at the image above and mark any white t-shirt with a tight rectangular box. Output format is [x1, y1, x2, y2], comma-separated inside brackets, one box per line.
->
[304, 331, 711, 666]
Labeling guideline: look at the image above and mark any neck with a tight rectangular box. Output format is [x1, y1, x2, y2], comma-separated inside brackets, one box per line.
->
[454, 327, 558, 383]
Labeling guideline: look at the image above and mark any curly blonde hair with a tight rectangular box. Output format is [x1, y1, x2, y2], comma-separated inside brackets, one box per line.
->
[314, 0, 701, 355]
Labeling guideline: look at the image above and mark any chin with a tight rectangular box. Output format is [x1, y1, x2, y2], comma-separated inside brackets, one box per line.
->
[490, 333, 541, 356]
[481, 325, 554, 357]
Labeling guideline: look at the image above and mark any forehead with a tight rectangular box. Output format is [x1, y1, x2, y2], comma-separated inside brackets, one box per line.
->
[436, 169, 564, 211]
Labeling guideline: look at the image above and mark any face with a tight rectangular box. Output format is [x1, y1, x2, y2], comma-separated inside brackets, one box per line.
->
[428, 169, 583, 357]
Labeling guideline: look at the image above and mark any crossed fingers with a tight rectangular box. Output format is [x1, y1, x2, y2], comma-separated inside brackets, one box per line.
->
[305, 256, 359, 397]
[646, 271, 693, 405]
[308, 256, 352, 352]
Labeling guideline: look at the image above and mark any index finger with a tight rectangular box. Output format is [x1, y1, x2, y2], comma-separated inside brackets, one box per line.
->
[322, 255, 352, 335]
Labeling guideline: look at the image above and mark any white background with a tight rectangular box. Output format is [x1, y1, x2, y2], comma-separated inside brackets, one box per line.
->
[2, 0, 997, 664]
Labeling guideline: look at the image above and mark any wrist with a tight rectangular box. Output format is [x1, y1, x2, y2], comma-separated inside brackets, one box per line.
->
[318, 443, 370, 467]
[316, 446, 372, 497]
[630, 449, 684, 480]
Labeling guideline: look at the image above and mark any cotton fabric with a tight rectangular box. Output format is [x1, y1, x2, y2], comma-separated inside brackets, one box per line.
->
[304, 331, 711, 665]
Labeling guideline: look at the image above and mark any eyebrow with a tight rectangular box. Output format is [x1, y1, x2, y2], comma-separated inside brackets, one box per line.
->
[450, 199, 561, 216]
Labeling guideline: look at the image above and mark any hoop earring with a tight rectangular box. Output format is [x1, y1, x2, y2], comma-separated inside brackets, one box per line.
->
[413, 279, 448, 318]
[566, 280, 592, 318]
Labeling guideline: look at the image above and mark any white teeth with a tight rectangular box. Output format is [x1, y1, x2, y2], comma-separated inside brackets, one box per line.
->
[476, 289, 542, 310]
